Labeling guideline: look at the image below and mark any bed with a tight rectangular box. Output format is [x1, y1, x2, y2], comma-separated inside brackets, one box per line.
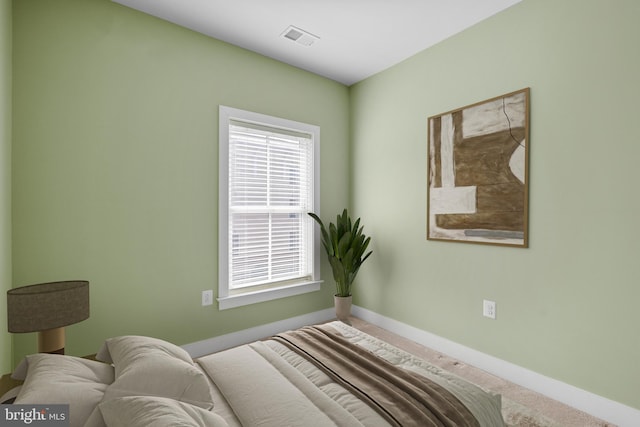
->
[2, 321, 505, 427]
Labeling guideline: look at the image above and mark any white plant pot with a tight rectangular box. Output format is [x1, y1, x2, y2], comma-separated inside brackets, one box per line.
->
[334, 295, 352, 321]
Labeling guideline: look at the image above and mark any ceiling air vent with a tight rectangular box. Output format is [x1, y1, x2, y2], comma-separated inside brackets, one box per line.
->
[281, 26, 319, 47]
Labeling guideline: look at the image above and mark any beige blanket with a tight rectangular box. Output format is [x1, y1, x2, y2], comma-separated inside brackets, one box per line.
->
[273, 325, 480, 427]
[197, 321, 504, 427]
[199, 341, 384, 426]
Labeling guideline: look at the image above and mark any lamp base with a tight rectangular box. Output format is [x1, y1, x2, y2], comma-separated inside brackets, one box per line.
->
[38, 327, 65, 354]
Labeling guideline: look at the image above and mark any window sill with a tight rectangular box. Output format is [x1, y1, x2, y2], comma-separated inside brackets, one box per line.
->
[217, 280, 323, 310]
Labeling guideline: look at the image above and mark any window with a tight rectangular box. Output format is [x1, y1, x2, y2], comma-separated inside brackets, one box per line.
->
[218, 106, 321, 309]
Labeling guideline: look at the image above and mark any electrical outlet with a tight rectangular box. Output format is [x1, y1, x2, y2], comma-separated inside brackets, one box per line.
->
[483, 300, 496, 319]
[202, 290, 213, 306]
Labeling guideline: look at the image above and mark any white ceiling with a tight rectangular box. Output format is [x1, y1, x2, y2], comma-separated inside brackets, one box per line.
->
[111, 0, 522, 86]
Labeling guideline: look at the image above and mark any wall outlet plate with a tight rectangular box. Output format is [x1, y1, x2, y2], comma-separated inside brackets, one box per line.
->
[202, 290, 213, 306]
[483, 299, 496, 319]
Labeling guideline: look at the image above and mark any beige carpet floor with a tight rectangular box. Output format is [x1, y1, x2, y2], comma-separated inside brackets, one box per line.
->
[347, 317, 615, 427]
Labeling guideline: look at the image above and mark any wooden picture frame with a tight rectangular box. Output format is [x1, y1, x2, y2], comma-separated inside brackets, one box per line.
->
[427, 88, 530, 247]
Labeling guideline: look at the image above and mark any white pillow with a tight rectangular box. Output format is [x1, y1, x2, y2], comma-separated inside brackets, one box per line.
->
[13, 354, 114, 427]
[99, 396, 229, 427]
[96, 335, 193, 367]
[98, 335, 214, 409]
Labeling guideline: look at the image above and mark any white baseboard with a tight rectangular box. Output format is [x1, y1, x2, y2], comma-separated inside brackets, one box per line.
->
[183, 308, 335, 358]
[351, 305, 640, 427]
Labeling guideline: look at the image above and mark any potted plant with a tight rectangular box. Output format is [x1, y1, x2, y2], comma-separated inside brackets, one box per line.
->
[308, 209, 373, 320]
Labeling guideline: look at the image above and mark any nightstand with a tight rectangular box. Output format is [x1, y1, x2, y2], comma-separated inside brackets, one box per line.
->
[0, 372, 22, 402]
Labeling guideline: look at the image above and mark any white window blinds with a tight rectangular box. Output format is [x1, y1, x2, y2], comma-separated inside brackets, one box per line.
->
[227, 121, 315, 290]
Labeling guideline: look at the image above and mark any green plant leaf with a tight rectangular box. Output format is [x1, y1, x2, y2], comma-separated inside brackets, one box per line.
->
[337, 231, 352, 258]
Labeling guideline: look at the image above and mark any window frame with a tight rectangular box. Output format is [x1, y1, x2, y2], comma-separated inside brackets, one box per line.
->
[218, 106, 321, 310]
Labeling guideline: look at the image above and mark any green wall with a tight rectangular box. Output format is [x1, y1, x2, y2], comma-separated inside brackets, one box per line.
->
[350, 0, 640, 410]
[0, 0, 11, 373]
[11, 0, 349, 360]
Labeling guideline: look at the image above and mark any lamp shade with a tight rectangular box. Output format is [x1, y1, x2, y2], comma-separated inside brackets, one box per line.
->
[7, 280, 90, 333]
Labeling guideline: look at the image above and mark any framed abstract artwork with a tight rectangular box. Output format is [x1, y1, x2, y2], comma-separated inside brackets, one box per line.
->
[427, 88, 530, 247]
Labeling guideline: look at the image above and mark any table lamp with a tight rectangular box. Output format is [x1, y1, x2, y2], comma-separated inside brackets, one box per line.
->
[7, 280, 90, 354]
